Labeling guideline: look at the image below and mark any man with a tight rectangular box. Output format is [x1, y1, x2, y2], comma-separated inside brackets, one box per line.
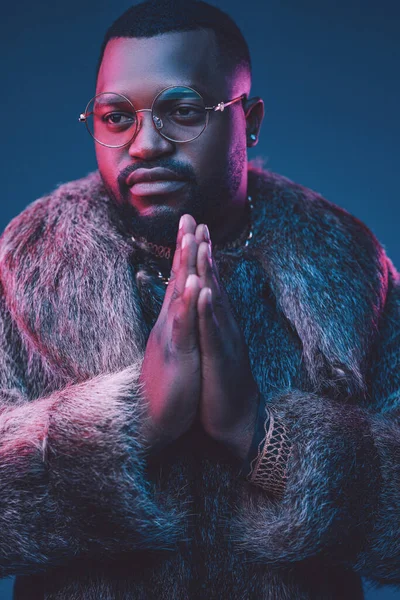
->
[1, 1, 399, 598]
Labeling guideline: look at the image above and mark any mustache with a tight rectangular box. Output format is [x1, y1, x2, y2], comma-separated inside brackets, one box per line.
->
[117, 161, 196, 190]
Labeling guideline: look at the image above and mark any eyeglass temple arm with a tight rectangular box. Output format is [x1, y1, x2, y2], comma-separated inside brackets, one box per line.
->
[205, 93, 247, 112]
[79, 111, 94, 122]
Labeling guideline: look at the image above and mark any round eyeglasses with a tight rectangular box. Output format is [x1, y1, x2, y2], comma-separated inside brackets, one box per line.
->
[79, 85, 247, 147]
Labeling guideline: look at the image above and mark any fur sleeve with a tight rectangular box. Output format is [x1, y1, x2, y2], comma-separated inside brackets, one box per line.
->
[230, 265, 400, 586]
[0, 291, 184, 578]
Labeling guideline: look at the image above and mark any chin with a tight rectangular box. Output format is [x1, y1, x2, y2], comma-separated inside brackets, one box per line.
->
[124, 205, 183, 247]
[109, 176, 230, 246]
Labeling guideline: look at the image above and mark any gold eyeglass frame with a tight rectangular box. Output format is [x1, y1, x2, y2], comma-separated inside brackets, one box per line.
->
[79, 85, 247, 147]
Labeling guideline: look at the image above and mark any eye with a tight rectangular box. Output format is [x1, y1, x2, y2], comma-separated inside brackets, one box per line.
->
[102, 112, 136, 126]
[167, 105, 205, 126]
[173, 106, 197, 116]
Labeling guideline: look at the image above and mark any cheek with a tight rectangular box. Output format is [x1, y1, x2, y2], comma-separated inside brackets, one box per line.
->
[95, 146, 123, 188]
[192, 123, 231, 166]
[190, 121, 243, 178]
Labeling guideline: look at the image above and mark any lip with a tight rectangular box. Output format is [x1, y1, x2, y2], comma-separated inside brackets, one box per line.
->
[128, 180, 188, 196]
[126, 168, 186, 187]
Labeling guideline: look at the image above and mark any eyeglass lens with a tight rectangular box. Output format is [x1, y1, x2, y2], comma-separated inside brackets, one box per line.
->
[85, 86, 208, 147]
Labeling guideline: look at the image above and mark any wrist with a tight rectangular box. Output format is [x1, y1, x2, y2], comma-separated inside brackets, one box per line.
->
[223, 422, 256, 463]
[237, 394, 269, 476]
[217, 391, 264, 464]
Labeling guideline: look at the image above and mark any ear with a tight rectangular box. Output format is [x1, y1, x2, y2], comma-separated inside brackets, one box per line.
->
[243, 97, 265, 147]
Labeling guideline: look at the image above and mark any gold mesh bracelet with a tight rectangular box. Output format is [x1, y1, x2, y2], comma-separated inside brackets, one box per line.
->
[246, 406, 293, 499]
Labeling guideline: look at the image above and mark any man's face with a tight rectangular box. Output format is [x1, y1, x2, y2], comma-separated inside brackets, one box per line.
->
[95, 29, 252, 246]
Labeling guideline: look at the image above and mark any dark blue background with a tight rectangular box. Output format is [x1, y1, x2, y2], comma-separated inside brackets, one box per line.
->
[0, 1, 399, 598]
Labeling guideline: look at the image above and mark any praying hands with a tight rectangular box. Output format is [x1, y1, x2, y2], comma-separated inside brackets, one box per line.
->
[139, 213, 260, 462]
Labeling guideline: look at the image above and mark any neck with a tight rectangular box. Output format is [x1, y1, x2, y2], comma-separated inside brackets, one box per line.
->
[211, 195, 249, 248]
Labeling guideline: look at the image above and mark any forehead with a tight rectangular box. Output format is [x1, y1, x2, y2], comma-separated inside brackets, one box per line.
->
[96, 30, 226, 101]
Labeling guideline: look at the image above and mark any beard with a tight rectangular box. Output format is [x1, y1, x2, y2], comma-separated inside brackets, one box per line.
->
[101, 143, 247, 248]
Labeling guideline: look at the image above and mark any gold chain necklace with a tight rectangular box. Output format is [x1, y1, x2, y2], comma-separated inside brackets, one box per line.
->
[131, 194, 254, 285]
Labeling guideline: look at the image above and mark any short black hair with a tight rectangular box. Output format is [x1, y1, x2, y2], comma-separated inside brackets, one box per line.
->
[96, 0, 252, 84]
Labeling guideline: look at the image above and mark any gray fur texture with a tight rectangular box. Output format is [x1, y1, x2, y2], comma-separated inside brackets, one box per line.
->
[0, 163, 398, 599]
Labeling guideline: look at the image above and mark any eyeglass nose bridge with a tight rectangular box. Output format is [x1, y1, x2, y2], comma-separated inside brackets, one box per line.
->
[135, 108, 164, 132]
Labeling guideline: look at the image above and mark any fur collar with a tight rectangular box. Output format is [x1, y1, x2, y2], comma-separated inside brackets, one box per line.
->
[0, 163, 389, 395]
[245, 164, 388, 394]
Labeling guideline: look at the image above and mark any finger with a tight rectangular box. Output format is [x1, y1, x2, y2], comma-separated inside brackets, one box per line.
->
[197, 287, 223, 359]
[172, 214, 197, 276]
[197, 240, 213, 281]
[197, 240, 226, 318]
[195, 223, 210, 246]
[164, 214, 197, 307]
[172, 231, 199, 301]
[172, 273, 201, 353]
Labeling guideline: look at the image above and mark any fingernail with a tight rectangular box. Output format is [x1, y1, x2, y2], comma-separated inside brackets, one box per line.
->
[182, 234, 188, 249]
[207, 243, 212, 258]
[179, 215, 185, 230]
[185, 274, 197, 289]
[206, 288, 212, 304]
[203, 224, 210, 242]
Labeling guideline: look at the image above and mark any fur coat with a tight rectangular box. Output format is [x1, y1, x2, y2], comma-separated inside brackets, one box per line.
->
[0, 163, 399, 599]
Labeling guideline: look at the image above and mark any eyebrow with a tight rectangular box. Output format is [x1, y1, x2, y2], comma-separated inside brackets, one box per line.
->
[185, 82, 215, 101]
[99, 82, 216, 103]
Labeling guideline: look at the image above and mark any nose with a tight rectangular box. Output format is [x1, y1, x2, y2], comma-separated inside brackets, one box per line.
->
[128, 108, 173, 159]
